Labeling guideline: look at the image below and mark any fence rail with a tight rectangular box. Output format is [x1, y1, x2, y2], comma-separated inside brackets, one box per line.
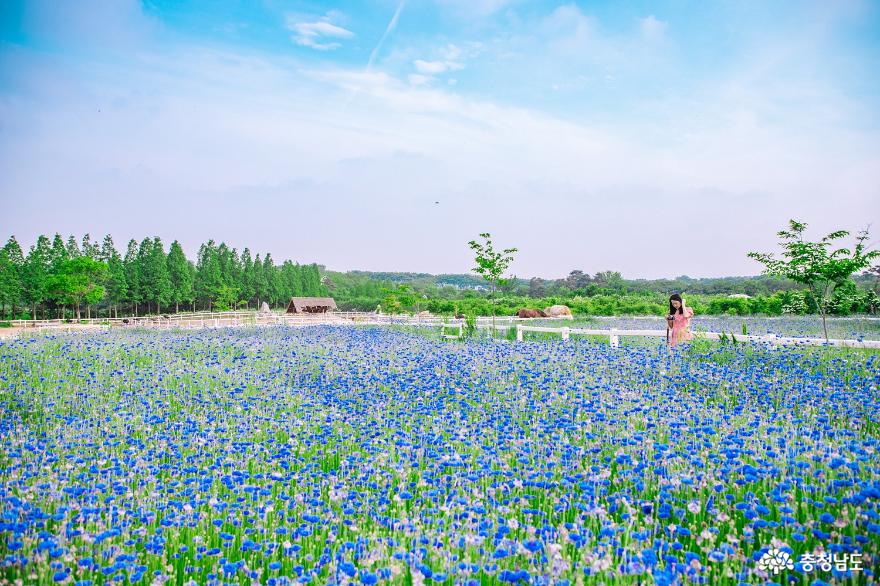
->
[6, 312, 567, 329]
[493, 324, 880, 349]
[5, 311, 879, 348]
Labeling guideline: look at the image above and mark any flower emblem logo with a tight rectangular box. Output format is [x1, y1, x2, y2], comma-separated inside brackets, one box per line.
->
[757, 549, 794, 574]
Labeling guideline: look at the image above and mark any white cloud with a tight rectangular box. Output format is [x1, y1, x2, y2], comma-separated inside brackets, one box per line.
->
[540, 4, 595, 46]
[529, 4, 674, 75]
[287, 14, 354, 50]
[640, 15, 667, 39]
[408, 73, 431, 86]
[409, 44, 469, 85]
[414, 60, 449, 74]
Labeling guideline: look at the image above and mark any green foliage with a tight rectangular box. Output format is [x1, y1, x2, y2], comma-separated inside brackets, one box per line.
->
[381, 284, 419, 314]
[468, 232, 517, 336]
[195, 240, 224, 309]
[140, 237, 173, 313]
[4, 226, 879, 321]
[124, 239, 141, 310]
[748, 219, 879, 339]
[22, 235, 51, 318]
[167, 240, 194, 311]
[830, 279, 862, 316]
[324, 261, 879, 317]
[2, 233, 330, 318]
[0, 238, 24, 318]
[100, 235, 127, 316]
[80, 233, 100, 259]
[468, 233, 517, 295]
[779, 290, 808, 315]
[212, 285, 239, 312]
[381, 293, 401, 314]
[464, 311, 477, 337]
[49, 235, 68, 270]
[329, 281, 879, 317]
[65, 234, 81, 258]
[46, 256, 107, 319]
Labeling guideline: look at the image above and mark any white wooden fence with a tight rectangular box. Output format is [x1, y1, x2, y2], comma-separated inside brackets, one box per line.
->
[6, 311, 879, 348]
[398, 321, 880, 349]
[487, 324, 880, 349]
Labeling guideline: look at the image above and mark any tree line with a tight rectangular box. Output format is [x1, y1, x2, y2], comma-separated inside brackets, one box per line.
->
[0, 234, 326, 319]
[326, 270, 879, 316]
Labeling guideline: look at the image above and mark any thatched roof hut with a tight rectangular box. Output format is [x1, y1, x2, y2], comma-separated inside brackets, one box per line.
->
[285, 297, 338, 314]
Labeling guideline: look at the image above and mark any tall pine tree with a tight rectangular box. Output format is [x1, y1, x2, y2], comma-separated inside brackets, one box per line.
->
[5, 233, 331, 317]
[167, 240, 193, 313]
[240, 248, 255, 308]
[23, 235, 51, 319]
[101, 235, 128, 318]
[263, 253, 279, 307]
[50, 234, 68, 271]
[66, 235, 81, 258]
[81, 234, 100, 259]
[124, 239, 141, 316]
[150, 238, 172, 314]
[0, 237, 24, 318]
[195, 240, 223, 311]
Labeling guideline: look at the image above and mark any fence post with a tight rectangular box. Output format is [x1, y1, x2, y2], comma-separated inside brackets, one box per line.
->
[516, 324, 523, 342]
[562, 327, 570, 341]
[610, 328, 619, 348]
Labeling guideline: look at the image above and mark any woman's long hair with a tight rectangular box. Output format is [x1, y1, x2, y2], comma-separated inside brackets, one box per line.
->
[668, 293, 683, 315]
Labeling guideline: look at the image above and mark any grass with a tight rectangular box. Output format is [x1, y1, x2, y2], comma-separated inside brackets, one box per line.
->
[0, 326, 877, 585]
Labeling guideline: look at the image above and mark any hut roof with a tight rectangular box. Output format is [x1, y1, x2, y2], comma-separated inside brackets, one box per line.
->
[286, 297, 338, 313]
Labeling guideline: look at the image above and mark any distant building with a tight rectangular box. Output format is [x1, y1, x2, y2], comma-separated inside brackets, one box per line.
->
[728, 294, 752, 299]
[285, 297, 338, 314]
[438, 283, 489, 291]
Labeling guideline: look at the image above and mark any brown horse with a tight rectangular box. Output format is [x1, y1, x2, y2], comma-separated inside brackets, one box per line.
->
[516, 308, 547, 318]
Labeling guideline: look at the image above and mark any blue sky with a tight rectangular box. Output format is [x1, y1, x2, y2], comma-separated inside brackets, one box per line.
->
[1, 0, 878, 278]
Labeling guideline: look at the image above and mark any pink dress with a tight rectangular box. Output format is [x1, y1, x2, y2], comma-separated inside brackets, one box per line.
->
[668, 307, 694, 347]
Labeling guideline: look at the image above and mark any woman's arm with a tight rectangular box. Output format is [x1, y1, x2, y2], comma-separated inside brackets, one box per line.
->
[682, 298, 694, 318]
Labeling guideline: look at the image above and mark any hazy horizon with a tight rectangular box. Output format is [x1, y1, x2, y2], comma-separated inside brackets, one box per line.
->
[2, 0, 878, 279]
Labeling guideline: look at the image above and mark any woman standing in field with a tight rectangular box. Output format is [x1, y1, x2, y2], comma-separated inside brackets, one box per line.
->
[666, 294, 694, 347]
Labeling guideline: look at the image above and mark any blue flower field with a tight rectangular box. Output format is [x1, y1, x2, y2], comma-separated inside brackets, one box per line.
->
[1, 327, 878, 585]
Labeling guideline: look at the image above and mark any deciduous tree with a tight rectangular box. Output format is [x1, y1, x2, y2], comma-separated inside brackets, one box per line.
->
[748, 220, 879, 340]
[468, 233, 517, 337]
